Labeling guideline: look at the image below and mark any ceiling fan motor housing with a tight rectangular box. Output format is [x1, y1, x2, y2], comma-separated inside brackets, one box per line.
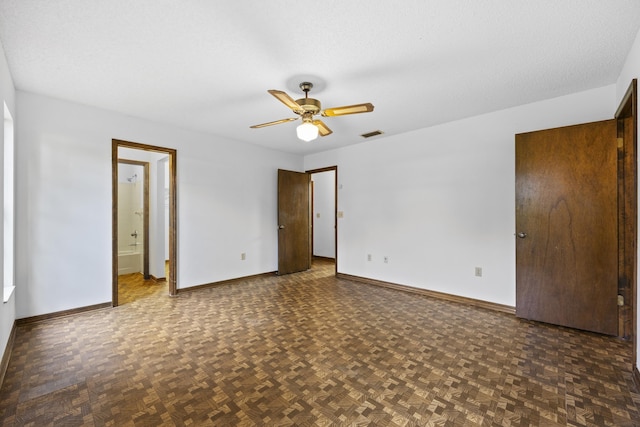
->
[295, 81, 321, 114]
[295, 97, 321, 114]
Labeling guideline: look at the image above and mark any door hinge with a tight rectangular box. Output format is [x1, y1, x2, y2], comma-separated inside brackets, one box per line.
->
[618, 295, 624, 306]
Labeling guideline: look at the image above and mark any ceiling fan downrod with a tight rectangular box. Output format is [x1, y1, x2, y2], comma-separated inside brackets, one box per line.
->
[299, 82, 313, 98]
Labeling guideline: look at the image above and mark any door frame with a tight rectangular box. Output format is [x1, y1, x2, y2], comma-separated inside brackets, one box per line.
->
[615, 79, 637, 375]
[117, 159, 150, 278]
[112, 139, 178, 305]
[306, 166, 338, 275]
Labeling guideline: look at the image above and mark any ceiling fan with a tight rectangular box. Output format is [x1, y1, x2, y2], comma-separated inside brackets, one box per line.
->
[250, 82, 374, 141]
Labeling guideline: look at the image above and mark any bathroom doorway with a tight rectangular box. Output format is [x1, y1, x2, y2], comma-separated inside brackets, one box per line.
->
[112, 139, 177, 306]
[117, 160, 149, 278]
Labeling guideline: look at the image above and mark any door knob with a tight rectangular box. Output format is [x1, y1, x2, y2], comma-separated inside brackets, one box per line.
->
[517, 232, 527, 238]
[278, 225, 285, 229]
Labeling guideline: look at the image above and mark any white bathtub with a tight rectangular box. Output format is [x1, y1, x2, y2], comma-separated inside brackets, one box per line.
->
[118, 250, 142, 275]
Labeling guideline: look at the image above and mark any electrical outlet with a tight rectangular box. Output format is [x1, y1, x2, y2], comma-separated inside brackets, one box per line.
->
[367, 254, 372, 261]
[475, 267, 482, 277]
[384, 256, 389, 264]
[241, 253, 246, 261]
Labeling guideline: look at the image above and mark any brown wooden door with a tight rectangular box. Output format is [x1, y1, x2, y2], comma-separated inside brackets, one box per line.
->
[278, 169, 311, 275]
[515, 120, 618, 335]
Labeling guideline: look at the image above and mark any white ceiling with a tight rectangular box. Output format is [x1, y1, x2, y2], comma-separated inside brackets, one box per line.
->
[1, 1, 639, 155]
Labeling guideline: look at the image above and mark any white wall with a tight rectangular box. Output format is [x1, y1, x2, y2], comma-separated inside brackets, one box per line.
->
[617, 28, 640, 103]
[0, 37, 16, 369]
[304, 85, 616, 307]
[312, 170, 335, 258]
[617, 26, 640, 373]
[16, 91, 302, 318]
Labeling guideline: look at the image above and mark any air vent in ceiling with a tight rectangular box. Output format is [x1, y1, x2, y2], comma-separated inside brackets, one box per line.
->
[361, 130, 384, 139]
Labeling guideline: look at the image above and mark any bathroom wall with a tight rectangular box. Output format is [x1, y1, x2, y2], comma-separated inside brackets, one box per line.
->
[117, 162, 144, 257]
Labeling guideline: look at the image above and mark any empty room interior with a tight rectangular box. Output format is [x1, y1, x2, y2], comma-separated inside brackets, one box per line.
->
[2, 1, 640, 425]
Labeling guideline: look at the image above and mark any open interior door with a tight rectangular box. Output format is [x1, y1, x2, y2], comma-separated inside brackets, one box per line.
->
[278, 169, 311, 275]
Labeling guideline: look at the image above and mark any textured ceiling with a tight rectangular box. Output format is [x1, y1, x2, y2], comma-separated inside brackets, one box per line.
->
[1, 1, 640, 155]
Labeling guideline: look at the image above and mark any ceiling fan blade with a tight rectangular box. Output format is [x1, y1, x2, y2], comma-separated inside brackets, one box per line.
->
[322, 102, 374, 117]
[312, 120, 333, 137]
[268, 90, 305, 113]
[250, 117, 298, 128]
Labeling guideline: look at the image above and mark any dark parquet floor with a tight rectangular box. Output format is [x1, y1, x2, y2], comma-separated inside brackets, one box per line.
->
[1, 258, 639, 426]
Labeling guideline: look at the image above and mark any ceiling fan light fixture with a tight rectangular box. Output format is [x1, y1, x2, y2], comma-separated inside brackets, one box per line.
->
[296, 122, 319, 141]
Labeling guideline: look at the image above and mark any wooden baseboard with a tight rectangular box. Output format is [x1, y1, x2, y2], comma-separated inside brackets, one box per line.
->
[634, 365, 640, 392]
[0, 320, 17, 390]
[176, 272, 277, 294]
[313, 256, 335, 261]
[336, 273, 516, 315]
[16, 302, 112, 325]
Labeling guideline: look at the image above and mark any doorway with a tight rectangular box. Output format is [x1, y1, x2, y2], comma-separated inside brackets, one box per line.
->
[308, 166, 338, 274]
[277, 166, 338, 276]
[112, 139, 177, 306]
[117, 160, 149, 278]
[515, 79, 637, 340]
